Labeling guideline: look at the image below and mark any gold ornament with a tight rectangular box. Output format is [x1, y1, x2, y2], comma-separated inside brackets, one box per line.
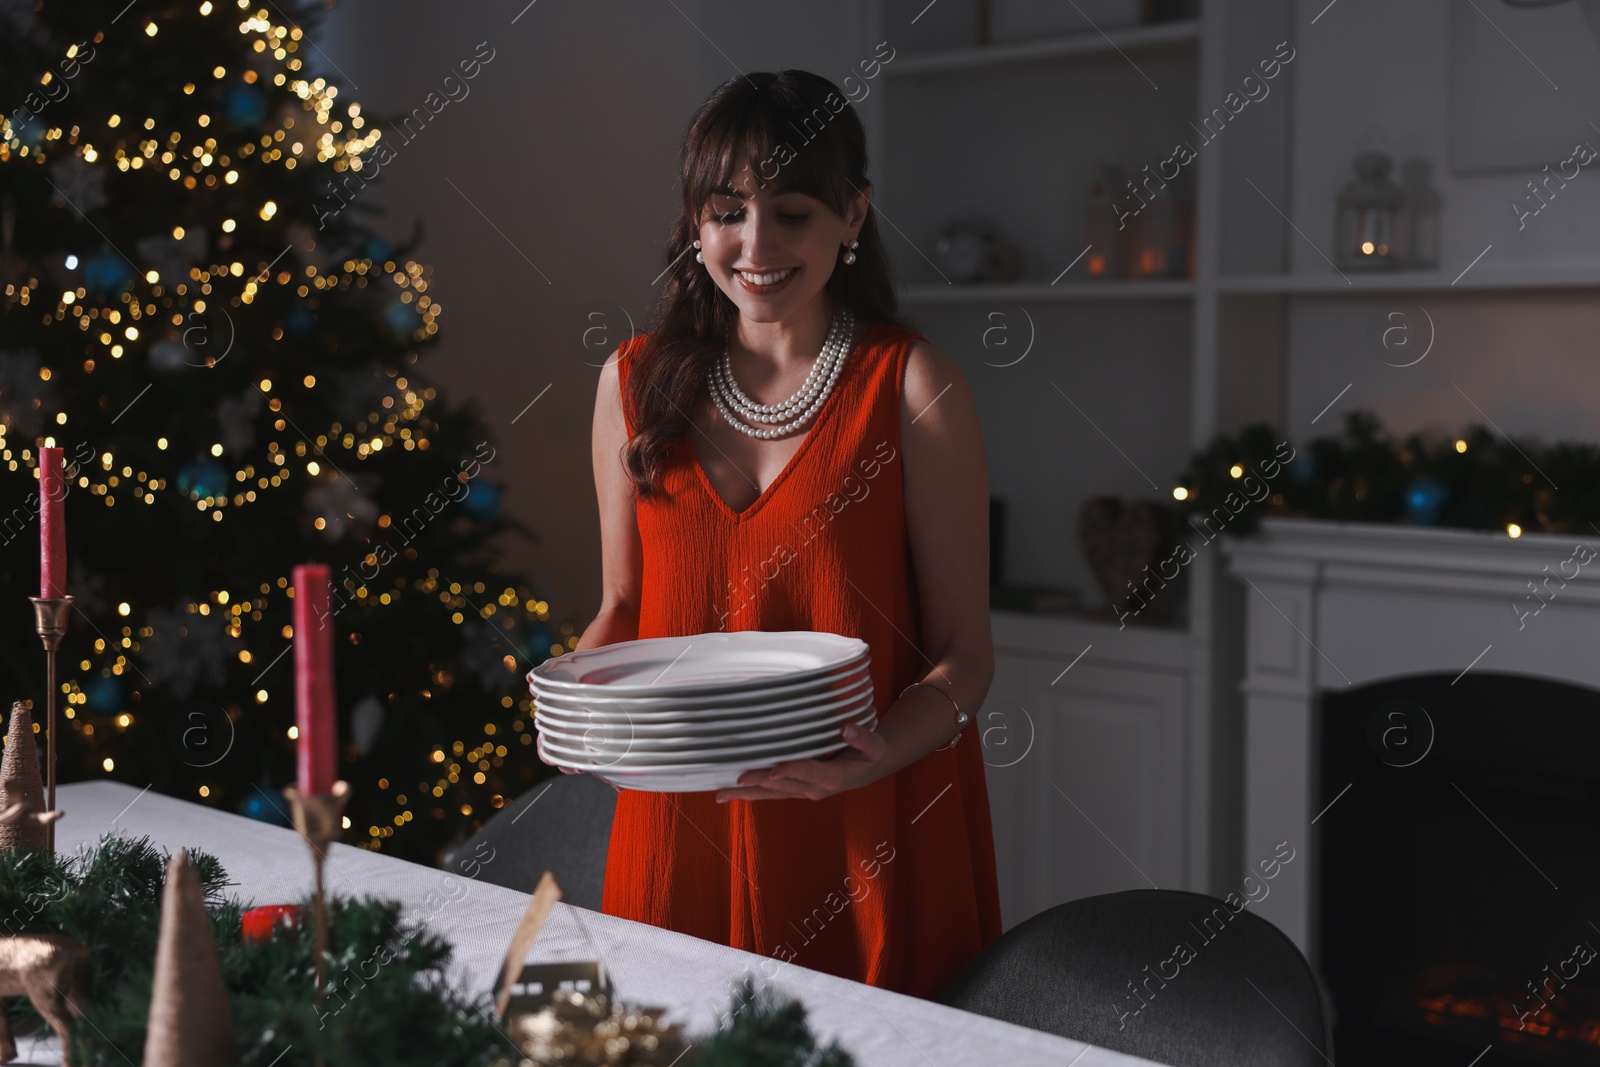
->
[507, 988, 688, 1066]
[492, 873, 686, 1064]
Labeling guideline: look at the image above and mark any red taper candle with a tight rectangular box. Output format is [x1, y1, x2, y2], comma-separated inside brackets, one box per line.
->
[38, 447, 66, 599]
[292, 564, 338, 795]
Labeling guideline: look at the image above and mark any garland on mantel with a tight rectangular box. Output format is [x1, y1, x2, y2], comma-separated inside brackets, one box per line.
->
[0, 834, 855, 1067]
[1174, 411, 1600, 538]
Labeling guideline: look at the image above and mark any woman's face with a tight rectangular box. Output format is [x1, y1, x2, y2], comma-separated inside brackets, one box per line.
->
[696, 164, 868, 325]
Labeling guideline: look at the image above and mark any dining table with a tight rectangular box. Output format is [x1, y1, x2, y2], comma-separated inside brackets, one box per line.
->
[12, 779, 1178, 1066]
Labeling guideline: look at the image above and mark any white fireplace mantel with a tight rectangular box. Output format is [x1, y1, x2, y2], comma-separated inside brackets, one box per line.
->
[1222, 518, 1600, 959]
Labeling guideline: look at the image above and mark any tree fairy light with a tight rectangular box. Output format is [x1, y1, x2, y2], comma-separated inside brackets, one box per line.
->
[0, 0, 567, 862]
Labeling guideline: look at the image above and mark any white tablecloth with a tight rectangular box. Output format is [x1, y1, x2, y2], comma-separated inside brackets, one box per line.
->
[10, 780, 1173, 1066]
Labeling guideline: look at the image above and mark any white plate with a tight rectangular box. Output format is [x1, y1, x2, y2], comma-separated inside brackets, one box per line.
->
[539, 721, 867, 767]
[583, 739, 853, 792]
[530, 660, 872, 715]
[534, 687, 870, 739]
[537, 699, 875, 753]
[534, 676, 873, 732]
[529, 648, 870, 704]
[540, 716, 867, 767]
[538, 712, 875, 764]
[527, 631, 869, 697]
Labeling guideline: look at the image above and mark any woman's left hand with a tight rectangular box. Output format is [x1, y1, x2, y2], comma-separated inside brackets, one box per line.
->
[714, 722, 889, 802]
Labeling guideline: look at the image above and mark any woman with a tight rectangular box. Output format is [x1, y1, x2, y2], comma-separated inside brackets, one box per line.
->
[543, 69, 1001, 998]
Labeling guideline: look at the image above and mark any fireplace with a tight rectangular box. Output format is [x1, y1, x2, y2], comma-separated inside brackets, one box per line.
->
[1222, 518, 1600, 1061]
[1318, 670, 1600, 1065]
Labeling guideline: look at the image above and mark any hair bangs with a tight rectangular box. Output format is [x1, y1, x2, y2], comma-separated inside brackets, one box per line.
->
[682, 85, 852, 222]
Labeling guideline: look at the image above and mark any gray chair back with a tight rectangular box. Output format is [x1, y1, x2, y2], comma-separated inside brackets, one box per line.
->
[937, 889, 1333, 1067]
[441, 772, 617, 911]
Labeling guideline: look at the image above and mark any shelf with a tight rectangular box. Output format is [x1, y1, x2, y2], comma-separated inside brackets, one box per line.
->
[991, 608, 1191, 667]
[1218, 264, 1600, 295]
[901, 279, 1194, 303]
[887, 18, 1201, 76]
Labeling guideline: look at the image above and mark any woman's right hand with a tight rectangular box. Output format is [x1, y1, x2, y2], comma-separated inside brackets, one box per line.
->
[535, 732, 584, 775]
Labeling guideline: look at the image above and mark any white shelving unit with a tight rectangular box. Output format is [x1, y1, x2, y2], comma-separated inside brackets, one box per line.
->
[900, 279, 1195, 303]
[862, 0, 1600, 932]
[886, 17, 1202, 75]
[864, 0, 1236, 930]
[1218, 266, 1600, 294]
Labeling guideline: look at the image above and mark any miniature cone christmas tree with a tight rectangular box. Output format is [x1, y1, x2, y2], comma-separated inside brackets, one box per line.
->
[143, 851, 238, 1067]
[0, 703, 47, 852]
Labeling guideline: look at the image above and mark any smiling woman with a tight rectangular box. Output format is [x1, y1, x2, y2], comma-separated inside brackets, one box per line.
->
[562, 69, 1002, 1000]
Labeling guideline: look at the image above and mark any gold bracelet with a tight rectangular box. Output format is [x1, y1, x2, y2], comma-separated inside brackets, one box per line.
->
[898, 681, 969, 750]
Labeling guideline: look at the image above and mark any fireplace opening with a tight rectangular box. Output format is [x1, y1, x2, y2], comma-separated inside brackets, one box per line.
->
[1318, 671, 1600, 1066]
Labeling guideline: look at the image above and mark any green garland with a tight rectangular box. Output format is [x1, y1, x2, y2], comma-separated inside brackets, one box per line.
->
[1175, 410, 1600, 537]
[0, 835, 855, 1067]
[697, 978, 856, 1067]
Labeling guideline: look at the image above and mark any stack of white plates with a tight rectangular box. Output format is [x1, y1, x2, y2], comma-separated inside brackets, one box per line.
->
[527, 631, 874, 792]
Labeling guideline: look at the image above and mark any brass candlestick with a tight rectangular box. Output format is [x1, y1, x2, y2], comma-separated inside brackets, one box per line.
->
[282, 780, 350, 1007]
[29, 596, 71, 855]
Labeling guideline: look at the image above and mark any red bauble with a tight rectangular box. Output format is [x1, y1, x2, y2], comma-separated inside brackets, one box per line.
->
[241, 904, 305, 943]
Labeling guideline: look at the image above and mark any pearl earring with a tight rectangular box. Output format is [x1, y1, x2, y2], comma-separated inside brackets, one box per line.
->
[842, 239, 858, 265]
[693, 238, 703, 264]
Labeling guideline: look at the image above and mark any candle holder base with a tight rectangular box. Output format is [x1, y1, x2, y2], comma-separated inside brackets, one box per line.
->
[29, 596, 71, 856]
[282, 780, 350, 1010]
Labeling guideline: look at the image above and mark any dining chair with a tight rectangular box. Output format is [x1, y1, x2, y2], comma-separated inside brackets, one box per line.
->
[440, 772, 618, 910]
[936, 889, 1334, 1067]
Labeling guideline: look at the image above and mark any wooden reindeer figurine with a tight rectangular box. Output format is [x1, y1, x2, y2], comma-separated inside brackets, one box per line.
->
[0, 798, 81, 1063]
[0, 762, 81, 1063]
[0, 801, 61, 835]
[0, 933, 88, 1064]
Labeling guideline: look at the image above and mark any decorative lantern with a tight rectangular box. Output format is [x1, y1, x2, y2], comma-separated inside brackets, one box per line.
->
[1084, 162, 1128, 279]
[1131, 170, 1195, 278]
[1334, 151, 1405, 270]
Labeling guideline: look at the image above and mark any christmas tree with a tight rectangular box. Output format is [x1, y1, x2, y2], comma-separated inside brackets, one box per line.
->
[0, 0, 570, 863]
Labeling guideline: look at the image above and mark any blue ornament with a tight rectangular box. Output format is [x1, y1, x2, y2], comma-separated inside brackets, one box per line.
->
[461, 480, 502, 521]
[364, 236, 394, 263]
[283, 302, 317, 337]
[85, 674, 128, 716]
[1290, 456, 1316, 483]
[241, 785, 292, 826]
[83, 251, 135, 297]
[518, 621, 557, 662]
[10, 116, 46, 149]
[222, 82, 269, 127]
[383, 299, 423, 341]
[177, 458, 229, 499]
[1404, 476, 1449, 526]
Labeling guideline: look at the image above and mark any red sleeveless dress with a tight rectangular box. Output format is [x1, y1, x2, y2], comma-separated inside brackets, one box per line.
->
[601, 320, 1003, 998]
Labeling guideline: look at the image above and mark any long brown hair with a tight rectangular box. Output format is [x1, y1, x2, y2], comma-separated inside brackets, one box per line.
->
[621, 69, 906, 499]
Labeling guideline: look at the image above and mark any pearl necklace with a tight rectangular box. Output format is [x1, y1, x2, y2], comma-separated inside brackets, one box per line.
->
[720, 311, 847, 419]
[708, 309, 855, 439]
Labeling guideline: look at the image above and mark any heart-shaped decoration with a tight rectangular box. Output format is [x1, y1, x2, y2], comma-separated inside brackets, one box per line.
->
[1077, 496, 1177, 624]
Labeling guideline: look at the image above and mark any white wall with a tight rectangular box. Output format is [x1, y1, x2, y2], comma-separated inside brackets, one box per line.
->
[1277, 0, 1600, 444]
[318, 0, 866, 621]
[1287, 0, 1600, 273]
[312, 0, 1600, 619]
